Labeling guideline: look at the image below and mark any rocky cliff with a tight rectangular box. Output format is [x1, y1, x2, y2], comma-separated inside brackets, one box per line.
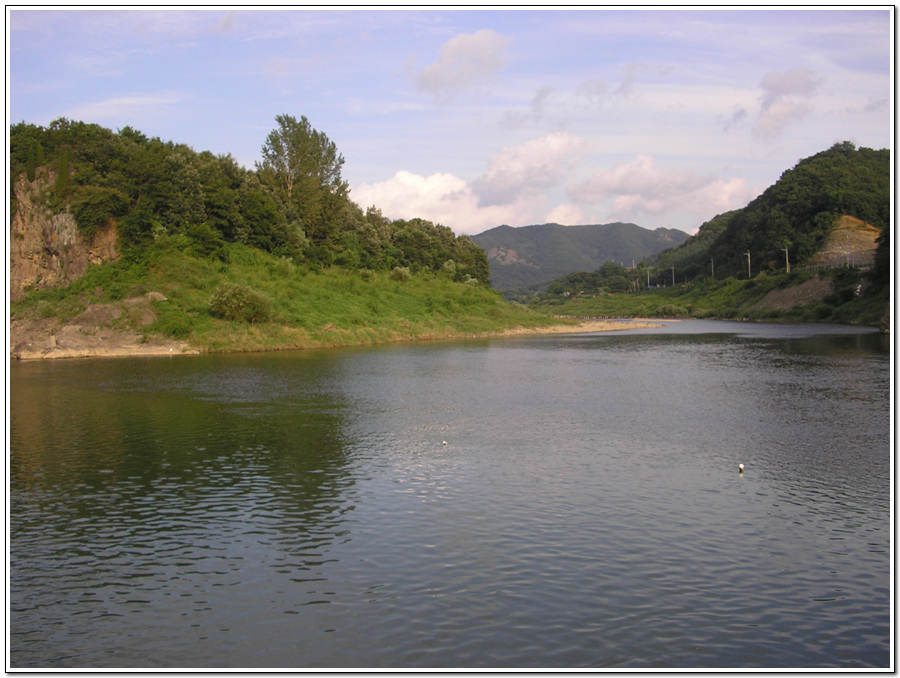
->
[9, 169, 119, 301]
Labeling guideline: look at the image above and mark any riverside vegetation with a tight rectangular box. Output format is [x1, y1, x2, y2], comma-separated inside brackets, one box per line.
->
[9, 115, 571, 356]
[9, 120, 891, 358]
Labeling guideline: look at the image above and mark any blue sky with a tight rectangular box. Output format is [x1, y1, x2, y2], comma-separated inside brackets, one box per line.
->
[7, 8, 893, 235]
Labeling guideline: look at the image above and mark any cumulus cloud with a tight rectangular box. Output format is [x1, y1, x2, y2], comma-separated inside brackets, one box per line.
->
[754, 100, 814, 140]
[412, 29, 510, 99]
[352, 152, 759, 235]
[753, 67, 822, 139]
[544, 203, 588, 226]
[351, 171, 527, 235]
[568, 155, 756, 224]
[758, 67, 821, 109]
[352, 133, 590, 234]
[471, 132, 589, 206]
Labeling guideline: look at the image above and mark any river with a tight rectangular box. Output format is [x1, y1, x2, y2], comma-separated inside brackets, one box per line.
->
[8, 320, 892, 669]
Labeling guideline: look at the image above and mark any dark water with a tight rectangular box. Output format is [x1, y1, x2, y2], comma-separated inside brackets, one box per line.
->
[8, 320, 892, 668]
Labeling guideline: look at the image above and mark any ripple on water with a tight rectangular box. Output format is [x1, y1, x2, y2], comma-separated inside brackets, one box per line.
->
[9, 328, 890, 668]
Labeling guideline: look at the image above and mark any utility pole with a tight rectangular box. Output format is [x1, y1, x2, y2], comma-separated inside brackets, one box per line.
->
[745, 251, 751, 279]
[783, 247, 790, 273]
[671, 267, 675, 286]
[647, 269, 650, 287]
[710, 258, 715, 279]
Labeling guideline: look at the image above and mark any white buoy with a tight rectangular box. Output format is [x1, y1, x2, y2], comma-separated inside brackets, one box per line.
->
[739, 463, 744, 473]
[442, 441, 448, 446]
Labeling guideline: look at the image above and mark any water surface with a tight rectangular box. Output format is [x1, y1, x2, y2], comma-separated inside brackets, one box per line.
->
[9, 320, 891, 668]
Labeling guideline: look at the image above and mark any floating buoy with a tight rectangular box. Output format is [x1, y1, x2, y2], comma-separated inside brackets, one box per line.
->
[442, 441, 448, 446]
[739, 463, 744, 474]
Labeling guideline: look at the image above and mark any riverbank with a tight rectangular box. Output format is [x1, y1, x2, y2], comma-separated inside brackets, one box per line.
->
[9, 316, 662, 361]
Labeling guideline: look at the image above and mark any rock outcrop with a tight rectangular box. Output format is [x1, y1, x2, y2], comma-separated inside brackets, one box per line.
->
[805, 215, 880, 269]
[9, 169, 119, 301]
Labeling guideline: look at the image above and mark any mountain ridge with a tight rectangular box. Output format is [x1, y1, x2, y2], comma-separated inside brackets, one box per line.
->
[471, 221, 689, 293]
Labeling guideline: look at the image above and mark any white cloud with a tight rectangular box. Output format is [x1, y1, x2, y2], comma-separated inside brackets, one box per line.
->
[66, 92, 182, 122]
[753, 67, 822, 138]
[758, 67, 822, 109]
[412, 29, 510, 99]
[568, 155, 758, 225]
[544, 203, 587, 226]
[351, 170, 539, 235]
[471, 132, 589, 206]
[753, 100, 814, 140]
[351, 145, 759, 236]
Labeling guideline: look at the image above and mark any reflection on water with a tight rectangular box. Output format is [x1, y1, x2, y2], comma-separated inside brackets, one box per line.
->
[9, 321, 890, 668]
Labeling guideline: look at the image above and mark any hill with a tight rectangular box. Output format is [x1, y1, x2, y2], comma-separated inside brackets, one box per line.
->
[529, 142, 890, 329]
[471, 222, 689, 294]
[8, 117, 575, 357]
[652, 141, 889, 280]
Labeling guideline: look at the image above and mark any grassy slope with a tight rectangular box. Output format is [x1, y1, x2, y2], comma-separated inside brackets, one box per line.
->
[533, 267, 887, 327]
[11, 238, 571, 353]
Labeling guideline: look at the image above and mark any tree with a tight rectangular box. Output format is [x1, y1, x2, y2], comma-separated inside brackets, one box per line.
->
[257, 114, 349, 246]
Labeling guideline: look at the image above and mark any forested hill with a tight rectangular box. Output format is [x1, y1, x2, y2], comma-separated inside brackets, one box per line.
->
[9, 116, 489, 298]
[471, 222, 689, 293]
[653, 142, 890, 281]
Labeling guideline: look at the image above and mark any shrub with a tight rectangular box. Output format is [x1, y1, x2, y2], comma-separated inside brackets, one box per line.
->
[209, 282, 271, 323]
[155, 309, 194, 339]
[391, 266, 412, 282]
[655, 304, 688, 317]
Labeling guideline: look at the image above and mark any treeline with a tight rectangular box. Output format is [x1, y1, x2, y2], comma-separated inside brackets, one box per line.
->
[653, 142, 890, 284]
[9, 116, 489, 283]
[544, 261, 643, 297]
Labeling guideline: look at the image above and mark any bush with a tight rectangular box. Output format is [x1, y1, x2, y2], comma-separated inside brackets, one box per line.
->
[391, 266, 412, 282]
[655, 304, 688, 317]
[155, 309, 194, 339]
[209, 282, 271, 323]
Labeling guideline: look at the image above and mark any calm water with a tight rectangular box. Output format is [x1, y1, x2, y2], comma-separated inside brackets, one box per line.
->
[8, 320, 892, 669]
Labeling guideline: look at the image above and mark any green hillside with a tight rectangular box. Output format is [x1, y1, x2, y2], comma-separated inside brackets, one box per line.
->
[654, 142, 890, 279]
[9, 116, 569, 354]
[471, 222, 689, 296]
[530, 142, 890, 328]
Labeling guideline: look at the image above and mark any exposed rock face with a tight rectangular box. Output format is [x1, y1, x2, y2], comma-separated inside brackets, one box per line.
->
[805, 215, 880, 269]
[485, 246, 538, 268]
[9, 170, 119, 301]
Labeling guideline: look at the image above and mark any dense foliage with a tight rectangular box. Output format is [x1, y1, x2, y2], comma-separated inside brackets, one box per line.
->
[544, 261, 644, 297]
[654, 142, 890, 280]
[9, 116, 489, 283]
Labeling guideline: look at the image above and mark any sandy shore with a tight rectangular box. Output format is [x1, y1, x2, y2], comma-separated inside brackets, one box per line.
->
[494, 318, 664, 336]
[9, 317, 664, 361]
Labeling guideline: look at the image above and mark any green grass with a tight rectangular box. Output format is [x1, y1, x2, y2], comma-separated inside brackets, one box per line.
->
[531, 268, 886, 327]
[11, 238, 569, 353]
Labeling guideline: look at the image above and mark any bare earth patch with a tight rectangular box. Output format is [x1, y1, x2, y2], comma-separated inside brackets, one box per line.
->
[748, 277, 833, 312]
[10, 296, 198, 360]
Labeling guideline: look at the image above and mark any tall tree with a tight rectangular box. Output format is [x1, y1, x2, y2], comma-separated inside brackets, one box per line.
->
[257, 114, 349, 246]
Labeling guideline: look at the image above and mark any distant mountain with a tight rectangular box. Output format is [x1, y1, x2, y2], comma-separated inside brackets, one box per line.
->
[471, 222, 690, 292]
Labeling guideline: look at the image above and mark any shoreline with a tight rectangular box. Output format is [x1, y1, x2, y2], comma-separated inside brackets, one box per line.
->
[9, 318, 664, 361]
